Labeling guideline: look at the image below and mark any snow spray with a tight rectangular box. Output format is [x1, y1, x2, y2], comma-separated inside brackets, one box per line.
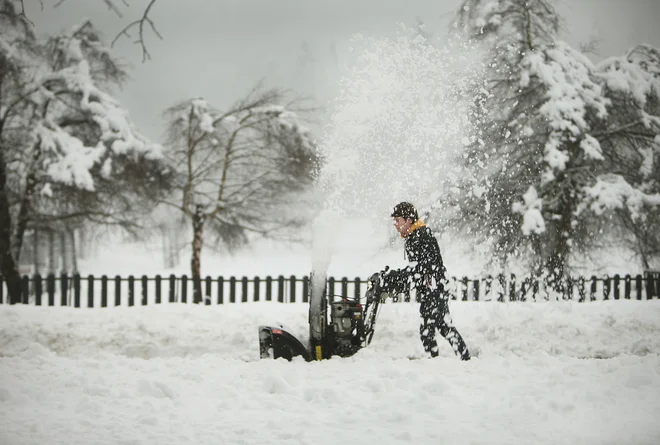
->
[310, 26, 484, 285]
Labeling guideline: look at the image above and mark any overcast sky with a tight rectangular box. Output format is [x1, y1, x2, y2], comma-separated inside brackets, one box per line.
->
[26, 0, 660, 142]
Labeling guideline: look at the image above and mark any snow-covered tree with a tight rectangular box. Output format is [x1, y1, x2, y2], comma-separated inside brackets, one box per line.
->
[161, 87, 318, 303]
[589, 45, 660, 269]
[0, 1, 168, 303]
[448, 0, 660, 285]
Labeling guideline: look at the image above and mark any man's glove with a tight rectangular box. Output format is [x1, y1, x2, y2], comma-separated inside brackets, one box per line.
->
[381, 267, 406, 294]
[379, 291, 393, 303]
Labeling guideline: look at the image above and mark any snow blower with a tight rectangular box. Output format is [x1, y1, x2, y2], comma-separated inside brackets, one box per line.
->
[258, 271, 393, 361]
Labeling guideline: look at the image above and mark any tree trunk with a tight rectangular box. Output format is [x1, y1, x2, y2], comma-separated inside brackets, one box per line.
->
[61, 231, 69, 273]
[13, 144, 40, 263]
[69, 229, 78, 274]
[191, 205, 205, 303]
[48, 229, 56, 273]
[545, 188, 574, 295]
[161, 225, 168, 268]
[0, 149, 21, 303]
[33, 228, 39, 275]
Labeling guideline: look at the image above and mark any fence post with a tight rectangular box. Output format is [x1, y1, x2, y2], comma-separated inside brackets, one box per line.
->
[578, 277, 585, 302]
[128, 275, 135, 306]
[254, 276, 260, 302]
[266, 276, 272, 302]
[624, 275, 632, 300]
[88, 275, 94, 308]
[229, 277, 236, 303]
[61, 272, 68, 306]
[338, 277, 346, 299]
[193, 276, 202, 304]
[532, 277, 539, 301]
[509, 274, 516, 301]
[169, 274, 176, 303]
[461, 277, 468, 301]
[289, 275, 296, 303]
[181, 276, 188, 303]
[0, 275, 3, 304]
[497, 274, 505, 302]
[155, 275, 161, 304]
[590, 276, 597, 301]
[47, 274, 55, 306]
[242, 277, 249, 303]
[328, 277, 336, 303]
[603, 275, 611, 300]
[21, 275, 30, 304]
[101, 275, 108, 307]
[35, 274, 42, 306]
[73, 274, 81, 308]
[217, 276, 224, 304]
[141, 275, 148, 305]
[485, 275, 492, 301]
[636, 274, 643, 300]
[114, 275, 121, 306]
[226, 276, 235, 303]
[473, 279, 480, 301]
[302, 276, 309, 303]
[613, 274, 620, 300]
[205, 276, 212, 305]
[277, 275, 284, 303]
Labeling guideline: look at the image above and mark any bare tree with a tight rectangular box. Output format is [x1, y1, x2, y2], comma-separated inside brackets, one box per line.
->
[161, 86, 318, 303]
[9, 0, 164, 63]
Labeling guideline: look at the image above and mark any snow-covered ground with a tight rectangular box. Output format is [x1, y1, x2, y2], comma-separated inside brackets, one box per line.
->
[1, 299, 659, 445]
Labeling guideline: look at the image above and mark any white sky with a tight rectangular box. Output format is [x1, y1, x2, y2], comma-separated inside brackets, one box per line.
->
[26, 0, 660, 141]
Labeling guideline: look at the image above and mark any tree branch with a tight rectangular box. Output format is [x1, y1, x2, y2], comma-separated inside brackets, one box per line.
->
[111, 0, 162, 63]
[5, 0, 37, 26]
[592, 119, 648, 138]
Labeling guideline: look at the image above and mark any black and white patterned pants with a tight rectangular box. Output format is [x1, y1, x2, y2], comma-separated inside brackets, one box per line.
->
[419, 296, 470, 360]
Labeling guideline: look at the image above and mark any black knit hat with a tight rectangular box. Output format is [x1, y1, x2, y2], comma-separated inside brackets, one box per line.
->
[391, 202, 418, 221]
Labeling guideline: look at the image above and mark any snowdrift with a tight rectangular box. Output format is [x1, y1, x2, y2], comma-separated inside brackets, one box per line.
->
[1, 301, 660, 445]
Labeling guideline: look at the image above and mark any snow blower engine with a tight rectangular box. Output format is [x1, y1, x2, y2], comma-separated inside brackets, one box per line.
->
[258, 271, 394, 361]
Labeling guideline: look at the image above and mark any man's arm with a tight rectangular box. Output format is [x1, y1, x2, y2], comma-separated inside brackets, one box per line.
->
[380, 265, 414, 295]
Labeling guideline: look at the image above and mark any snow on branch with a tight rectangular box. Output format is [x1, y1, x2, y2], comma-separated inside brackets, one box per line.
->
[584, 174, 660, 220]
[25, 21, 162, 192]
[597, 45, 660, 108]
[36, 121, 103, 191]
[39, 58, 159, 156]
[520, 41, 609, 176]
[512, 186, 546, 235]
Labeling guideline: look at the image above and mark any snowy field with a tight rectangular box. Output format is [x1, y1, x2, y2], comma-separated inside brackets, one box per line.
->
[2, 299, 660, 445]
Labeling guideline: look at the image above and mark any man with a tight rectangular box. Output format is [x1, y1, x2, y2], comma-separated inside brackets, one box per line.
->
[382, 202, 471, 360]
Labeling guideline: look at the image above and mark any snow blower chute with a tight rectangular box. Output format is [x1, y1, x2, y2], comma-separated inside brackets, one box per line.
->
[258, 271, 392, 361]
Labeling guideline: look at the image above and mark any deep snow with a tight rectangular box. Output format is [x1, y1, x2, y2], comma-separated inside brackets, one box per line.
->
[1, 299, 659, 445]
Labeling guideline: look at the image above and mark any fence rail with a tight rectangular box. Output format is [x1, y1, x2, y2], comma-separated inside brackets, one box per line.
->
[1, 272, 659, 307]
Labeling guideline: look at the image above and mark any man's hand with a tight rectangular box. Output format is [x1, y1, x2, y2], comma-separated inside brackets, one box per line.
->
[379, 291, 393, 303]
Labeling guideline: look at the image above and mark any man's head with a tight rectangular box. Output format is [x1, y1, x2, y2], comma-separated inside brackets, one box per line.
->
[391, 202, 418, 237]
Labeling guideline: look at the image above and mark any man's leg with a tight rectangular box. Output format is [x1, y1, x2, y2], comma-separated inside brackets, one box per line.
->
[419, 303, 440, 357]
[437, 300, 471, 360]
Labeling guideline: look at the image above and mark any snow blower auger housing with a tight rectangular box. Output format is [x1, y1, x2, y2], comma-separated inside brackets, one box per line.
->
[258, 272, 392, 361]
